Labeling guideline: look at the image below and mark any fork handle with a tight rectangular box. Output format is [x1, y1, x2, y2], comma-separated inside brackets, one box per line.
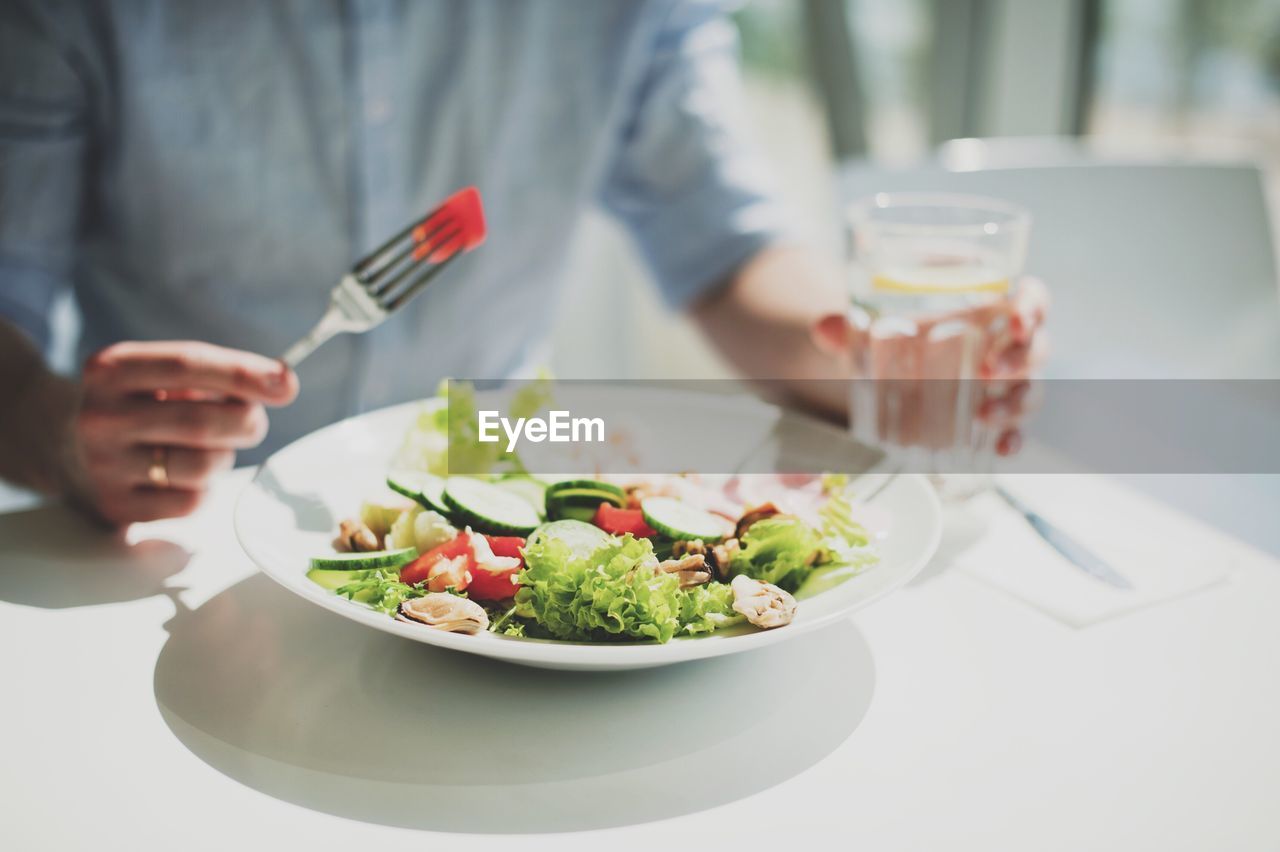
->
[281, 307, 345, 368]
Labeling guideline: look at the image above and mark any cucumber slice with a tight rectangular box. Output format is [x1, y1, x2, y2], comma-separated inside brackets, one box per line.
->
[547, 502, 599, 523]
[306, 567, 371, 591]
[306, 568, 380, 603]
[418, 478, 451, 515]
[386, 470, 451, 515]
[495, 476, 548, 518]
[526, 519, 612, 559]
[641, 497, 730, 542]
[546, 487, 626, 508]
[309, 547, 418, 571]
[386, 470, 430, 502]
[545, 479, 626, 501]
[544, 487, 625, 521]
[443, 476, 541, 535]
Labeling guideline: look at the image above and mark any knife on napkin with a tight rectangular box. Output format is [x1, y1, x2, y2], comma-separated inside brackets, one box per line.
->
[995, 486, 1134, 590]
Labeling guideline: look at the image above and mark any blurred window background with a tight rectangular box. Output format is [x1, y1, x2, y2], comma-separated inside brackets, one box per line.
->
[1089, 0, 1280, 163]
[730, 0, 1280, 163]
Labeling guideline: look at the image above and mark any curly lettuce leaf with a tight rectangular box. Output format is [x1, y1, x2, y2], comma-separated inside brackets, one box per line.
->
[515, 535, 684, 642]
[796, 492, 879, 599]
[820, 491, 871, 550]
[444, 380, 511, 475]
[821, 473, 850, 494]
[497, 620, 527, 638]
[515, 534, 744, 642]
[396, 376, 553, 476]
[508, 372, 554, 421]
[678, 581, 742, 635]
[395, 394, 452, 475]
[728, 516, 822, 592]
[335, 568, 427, 615]
[485, 604, 528, 637]
[794, 563, 862, 600]
[452, 375, 554, 475]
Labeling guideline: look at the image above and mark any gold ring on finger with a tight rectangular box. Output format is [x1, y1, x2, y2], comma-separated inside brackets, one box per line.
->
[147, 446, 170, 489]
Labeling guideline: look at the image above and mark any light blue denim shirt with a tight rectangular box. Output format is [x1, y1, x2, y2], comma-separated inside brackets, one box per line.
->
[0, 0, 791, 456]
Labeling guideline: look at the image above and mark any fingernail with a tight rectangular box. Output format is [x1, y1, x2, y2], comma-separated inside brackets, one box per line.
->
[266, 362, 287, 389]
[812, 314, 851, 354]
[1010, 313, 1030, 344]
[997, 429, 1022, 456]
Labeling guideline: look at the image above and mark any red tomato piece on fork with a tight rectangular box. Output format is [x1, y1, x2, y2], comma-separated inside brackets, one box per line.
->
[412, 186, 486, 262]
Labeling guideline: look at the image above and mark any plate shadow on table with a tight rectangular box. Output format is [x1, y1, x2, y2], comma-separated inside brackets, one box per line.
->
[0, 503, 189, 608]
[154, 573, 877, 833]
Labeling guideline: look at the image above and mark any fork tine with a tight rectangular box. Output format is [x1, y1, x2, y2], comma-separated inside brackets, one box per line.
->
[370, 227, 462, 305]
[362, 219, 450, 292]
[350, 204, 448, 278]
[351, 221, 423, 278]
[279, 187, 485, 367]
[381, 250, 462, 313]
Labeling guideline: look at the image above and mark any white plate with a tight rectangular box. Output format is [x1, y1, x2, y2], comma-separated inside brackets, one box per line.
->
[235, 400, 942, 671]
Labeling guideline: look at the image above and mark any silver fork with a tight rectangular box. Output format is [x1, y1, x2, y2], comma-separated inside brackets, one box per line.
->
[281, 187, 483, 367]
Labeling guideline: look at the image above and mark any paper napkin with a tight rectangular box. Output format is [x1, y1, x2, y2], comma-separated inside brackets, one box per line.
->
[948, 476, 1233, 627]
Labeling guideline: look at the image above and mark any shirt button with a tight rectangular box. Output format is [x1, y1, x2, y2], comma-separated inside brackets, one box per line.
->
[366, 99, 392, 124]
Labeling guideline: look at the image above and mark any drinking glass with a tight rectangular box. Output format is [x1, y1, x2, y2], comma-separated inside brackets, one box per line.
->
[845, 193, 1031, 501]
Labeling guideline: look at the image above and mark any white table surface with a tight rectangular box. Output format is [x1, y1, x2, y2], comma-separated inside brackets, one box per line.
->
[4, 469, 1279, 851]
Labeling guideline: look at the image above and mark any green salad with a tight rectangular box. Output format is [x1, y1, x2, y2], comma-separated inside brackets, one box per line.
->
[308, 382, 880, 643]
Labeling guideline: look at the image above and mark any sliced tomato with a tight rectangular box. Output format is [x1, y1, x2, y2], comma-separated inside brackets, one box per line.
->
[592, 503, 656, 538]
[400, 532, 472, 588]
[425, 554, 472, 593]
[483, 535, 526, 561]
[466, 563, 521, 601]
[467, 534, 523, 601]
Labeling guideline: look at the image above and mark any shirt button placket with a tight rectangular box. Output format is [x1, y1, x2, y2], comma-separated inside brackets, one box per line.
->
[354, 2, 401, 408]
